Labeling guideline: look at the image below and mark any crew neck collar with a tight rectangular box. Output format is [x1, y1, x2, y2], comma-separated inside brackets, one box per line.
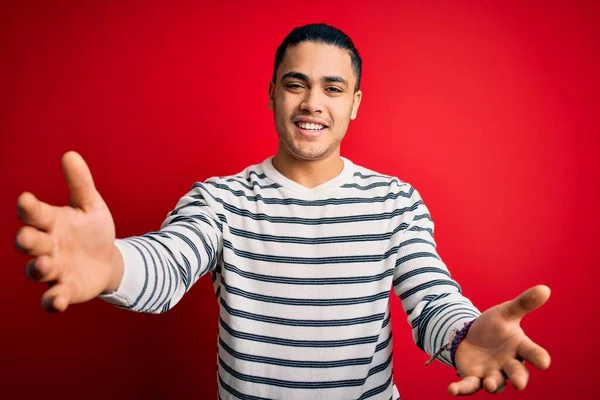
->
[261, 156, 355, 197]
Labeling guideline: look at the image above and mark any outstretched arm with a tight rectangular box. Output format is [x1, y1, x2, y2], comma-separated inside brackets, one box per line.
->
[393, 185, 550, 395]
[392, 186, 481, 366]
[99, 182, 223, 313]
[15, 151, 223, 314]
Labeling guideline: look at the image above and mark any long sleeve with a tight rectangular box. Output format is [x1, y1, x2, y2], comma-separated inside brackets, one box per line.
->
[98, 184, 223, 313]
[392, 186, 480, 366]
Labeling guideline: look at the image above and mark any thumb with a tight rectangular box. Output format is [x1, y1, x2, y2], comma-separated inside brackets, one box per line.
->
[61, 151, 103, 211]
[504, 284, 551, 320]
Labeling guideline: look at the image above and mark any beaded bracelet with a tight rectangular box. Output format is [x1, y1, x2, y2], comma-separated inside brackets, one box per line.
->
[425, 319, 476, 367]
[450, 319, 475, 368]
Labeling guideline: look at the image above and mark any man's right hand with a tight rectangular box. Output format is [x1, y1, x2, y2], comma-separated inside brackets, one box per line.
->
[15, 151, 124, 312]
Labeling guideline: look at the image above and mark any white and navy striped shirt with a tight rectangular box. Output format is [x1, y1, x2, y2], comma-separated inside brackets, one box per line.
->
[101, 156, 480, 399]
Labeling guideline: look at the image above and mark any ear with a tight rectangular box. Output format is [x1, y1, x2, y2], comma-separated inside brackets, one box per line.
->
[350, 90, 362, 120]
[268, 81, 275, 110]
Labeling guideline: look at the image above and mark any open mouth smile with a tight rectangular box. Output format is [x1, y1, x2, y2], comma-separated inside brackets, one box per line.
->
[294, 121, 327, 137]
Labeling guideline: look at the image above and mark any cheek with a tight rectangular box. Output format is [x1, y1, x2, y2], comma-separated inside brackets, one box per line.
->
[277, 91, 294, 108]
[331, 104, 354, 130]
[274, 99, 292, 121]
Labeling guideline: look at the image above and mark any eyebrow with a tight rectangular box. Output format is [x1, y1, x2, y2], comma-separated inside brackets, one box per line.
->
[281, 71, 349, 87]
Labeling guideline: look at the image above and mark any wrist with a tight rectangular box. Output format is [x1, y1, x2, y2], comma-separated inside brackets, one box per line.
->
[103, 243, 124, 294]
[450, 319, 476, 368]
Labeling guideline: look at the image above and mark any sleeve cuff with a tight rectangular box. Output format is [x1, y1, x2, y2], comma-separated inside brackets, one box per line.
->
[436, 316, 480, 367]
[97, 238, 147, 309]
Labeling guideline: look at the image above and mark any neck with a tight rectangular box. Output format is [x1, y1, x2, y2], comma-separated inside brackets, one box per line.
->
[272, 149, 344, 189]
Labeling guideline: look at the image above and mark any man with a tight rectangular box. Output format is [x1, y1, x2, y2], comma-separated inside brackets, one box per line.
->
[14, 23, 550, 399]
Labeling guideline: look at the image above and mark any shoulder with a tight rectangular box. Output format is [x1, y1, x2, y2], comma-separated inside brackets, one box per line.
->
[192, 159, 279, 197]
[344, 158, 415, 198]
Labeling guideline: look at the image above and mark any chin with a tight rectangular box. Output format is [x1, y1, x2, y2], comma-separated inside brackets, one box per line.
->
[278, 129, 335, 161]
[288, 145, 331, 161]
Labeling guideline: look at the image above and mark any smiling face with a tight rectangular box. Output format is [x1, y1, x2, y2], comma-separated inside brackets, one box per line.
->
[269, 42, 362, 162]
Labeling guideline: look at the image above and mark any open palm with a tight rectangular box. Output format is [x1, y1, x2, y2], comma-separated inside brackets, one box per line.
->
[15, 151, 121, 312]
[449, 285, 551, 395]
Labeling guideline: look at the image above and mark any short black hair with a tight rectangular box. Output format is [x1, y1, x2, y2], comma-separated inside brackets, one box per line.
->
[272, 23, 362, 92]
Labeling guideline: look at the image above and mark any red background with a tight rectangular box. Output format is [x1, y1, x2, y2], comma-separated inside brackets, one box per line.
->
[2, 1, 599, 399]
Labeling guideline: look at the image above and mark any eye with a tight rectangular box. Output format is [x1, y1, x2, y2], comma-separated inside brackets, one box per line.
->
[286, 83, 304, 90]
[326, 87, 343, 93]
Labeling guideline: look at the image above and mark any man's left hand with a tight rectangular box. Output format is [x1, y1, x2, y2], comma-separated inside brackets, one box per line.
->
[448, 285, 551, 395]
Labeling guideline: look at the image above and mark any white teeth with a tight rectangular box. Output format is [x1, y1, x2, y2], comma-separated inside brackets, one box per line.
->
[297, 122, 325, 130]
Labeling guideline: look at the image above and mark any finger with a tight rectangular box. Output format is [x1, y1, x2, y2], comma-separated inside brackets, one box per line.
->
[447, 376, 481, 396]
[504, 358, 530, 390]
[494, 384, 506, 394]
[41, 283, 71, 312]
[15, 226, 54, 256]
[504, 285, 551, 319]
[25, 256, 59, 282]
[16, 192, 57, 231]
[61, 151, 103, 211]
[517, 336, 551, 370]
[482, 370, 506, 393]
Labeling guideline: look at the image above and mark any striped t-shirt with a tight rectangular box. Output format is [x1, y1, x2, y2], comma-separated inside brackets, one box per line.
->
[100, 156, 481, 399]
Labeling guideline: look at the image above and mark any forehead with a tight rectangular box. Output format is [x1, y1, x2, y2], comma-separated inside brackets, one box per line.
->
[277, 42, 355, 84]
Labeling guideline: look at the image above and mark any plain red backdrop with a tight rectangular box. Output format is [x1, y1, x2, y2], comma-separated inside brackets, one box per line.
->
[2, 1, 599, 399]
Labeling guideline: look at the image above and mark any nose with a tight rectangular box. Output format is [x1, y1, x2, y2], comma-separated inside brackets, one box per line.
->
[300, 88, 323, 114]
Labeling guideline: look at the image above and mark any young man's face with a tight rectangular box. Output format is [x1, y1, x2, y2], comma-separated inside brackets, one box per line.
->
[269, 42, 362, 162]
